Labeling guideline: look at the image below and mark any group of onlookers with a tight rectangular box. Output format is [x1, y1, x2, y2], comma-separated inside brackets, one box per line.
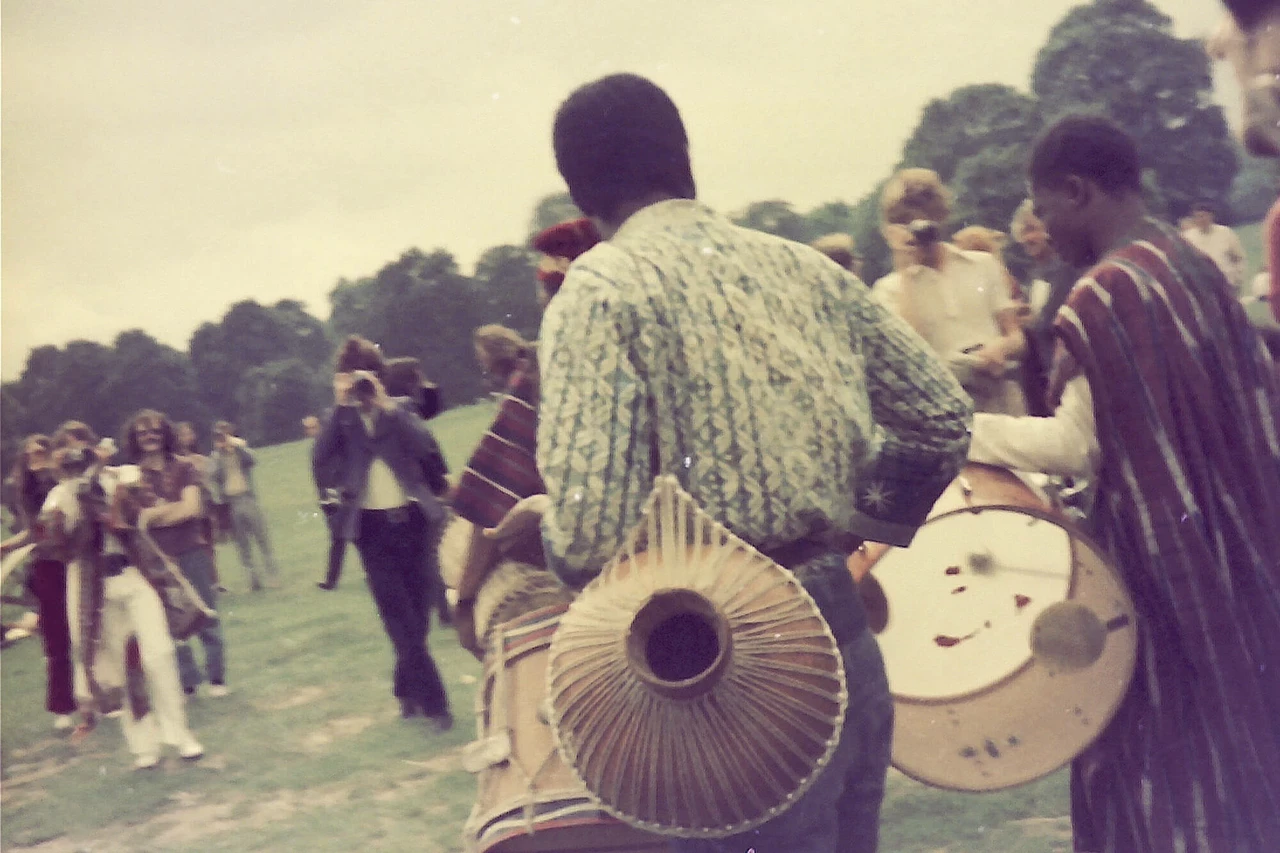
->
[1, 415, 279, 769]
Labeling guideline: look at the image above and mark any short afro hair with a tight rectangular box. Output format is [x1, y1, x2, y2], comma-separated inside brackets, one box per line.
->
[1222, 0, 1276, 31]
[553, 74, 696, 222]
[1029, 115, 1143, 196]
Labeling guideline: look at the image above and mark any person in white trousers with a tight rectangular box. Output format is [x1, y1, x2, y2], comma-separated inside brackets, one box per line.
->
[42, 422, 203, 770]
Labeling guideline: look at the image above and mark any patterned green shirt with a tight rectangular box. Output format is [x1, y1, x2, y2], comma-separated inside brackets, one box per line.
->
[538, 200, 973, 588]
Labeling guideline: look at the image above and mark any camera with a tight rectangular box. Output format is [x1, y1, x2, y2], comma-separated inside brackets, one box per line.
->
[908, 219, 941, 246]
[350, 370, 378, 399]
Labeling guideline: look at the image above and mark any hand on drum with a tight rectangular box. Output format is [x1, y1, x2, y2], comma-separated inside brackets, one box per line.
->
[482, 494, 551, 557]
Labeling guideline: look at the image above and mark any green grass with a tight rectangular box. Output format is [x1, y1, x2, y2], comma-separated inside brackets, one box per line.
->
[1, 398, 1071, 852]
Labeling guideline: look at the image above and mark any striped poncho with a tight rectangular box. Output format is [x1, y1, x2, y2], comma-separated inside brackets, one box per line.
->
[1052, 218, 1280, 852]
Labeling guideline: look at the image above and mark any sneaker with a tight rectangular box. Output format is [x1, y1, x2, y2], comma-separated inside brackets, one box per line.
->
[178, 740, 205, 762]
[426, 713, 454, 734]
[134, 753, 161, 771]
[316, 581, 336, 591]
[207, 684, 230, 698]
[53, 714, 75, 732]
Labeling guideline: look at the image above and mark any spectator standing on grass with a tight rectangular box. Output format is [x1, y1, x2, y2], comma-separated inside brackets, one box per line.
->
[0, 434, 77, 732]
[40, 420, 204, 769]
[871, 168, 1028, 415]
[210, 420, 280, 591]
[306, 414, 349, 592]
[312, 336, 453, 731]
[125, 410, 229, 700]
[382, 356, 450, 624]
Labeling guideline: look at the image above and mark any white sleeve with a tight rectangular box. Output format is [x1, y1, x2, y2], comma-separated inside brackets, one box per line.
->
[968, 375, 1100, 478]
[40, 482, 80, 529]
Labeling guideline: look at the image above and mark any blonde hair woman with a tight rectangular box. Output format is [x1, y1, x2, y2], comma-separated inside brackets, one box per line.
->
[871, 169, 1028, 415]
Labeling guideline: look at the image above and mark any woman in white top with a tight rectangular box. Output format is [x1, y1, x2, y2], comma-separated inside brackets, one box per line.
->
[871, 169, 1028, 415]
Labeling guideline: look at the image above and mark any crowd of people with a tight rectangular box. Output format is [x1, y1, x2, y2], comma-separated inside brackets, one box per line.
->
[0, 415, 270, 768]
[2, 1, 1279, 851]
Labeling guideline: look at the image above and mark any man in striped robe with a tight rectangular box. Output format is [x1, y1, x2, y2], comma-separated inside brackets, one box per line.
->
[970, 115, 1280, 852]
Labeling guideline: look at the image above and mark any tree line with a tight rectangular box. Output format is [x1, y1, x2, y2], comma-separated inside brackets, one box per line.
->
[5, 0, 1276, 470]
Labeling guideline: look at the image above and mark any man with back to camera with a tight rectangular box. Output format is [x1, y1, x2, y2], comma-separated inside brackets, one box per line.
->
[488, 73, 973, 853]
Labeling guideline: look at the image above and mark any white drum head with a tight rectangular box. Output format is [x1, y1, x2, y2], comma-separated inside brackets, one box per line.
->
[875, 508, 1073, 700]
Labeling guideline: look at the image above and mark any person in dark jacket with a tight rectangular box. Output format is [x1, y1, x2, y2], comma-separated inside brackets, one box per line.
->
[312, 336, 452, 731]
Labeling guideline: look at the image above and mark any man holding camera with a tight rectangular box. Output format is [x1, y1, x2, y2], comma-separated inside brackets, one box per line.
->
[210, 421, 280, 592]
[311, 353, 452, 731]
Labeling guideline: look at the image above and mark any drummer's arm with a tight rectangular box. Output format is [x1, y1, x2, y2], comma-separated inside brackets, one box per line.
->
[969, 376, 1100, 478]
[847, 279, 974, 547]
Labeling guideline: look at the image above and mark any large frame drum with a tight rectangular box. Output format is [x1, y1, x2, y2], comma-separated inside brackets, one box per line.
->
[850, 465, 1137, 791]
[464, 604, 665, 853]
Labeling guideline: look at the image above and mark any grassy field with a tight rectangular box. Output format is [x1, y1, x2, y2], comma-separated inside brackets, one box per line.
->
[0, 400, 1071, 852]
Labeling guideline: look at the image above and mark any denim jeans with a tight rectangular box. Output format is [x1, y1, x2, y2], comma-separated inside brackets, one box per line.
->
[174, 547, 227, 690]
[668, 626, 893, 853]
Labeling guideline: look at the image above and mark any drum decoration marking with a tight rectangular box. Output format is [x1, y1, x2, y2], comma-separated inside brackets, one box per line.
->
[853, 466, 1138, 792]
[545, 476, 847, 838]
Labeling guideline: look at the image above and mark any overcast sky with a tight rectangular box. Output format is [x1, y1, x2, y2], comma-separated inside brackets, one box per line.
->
[0, 0, 1235, 378]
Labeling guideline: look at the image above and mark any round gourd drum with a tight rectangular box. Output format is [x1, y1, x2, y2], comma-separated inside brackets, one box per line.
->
[465, 604, 666, 853]
[545, 477, 847, 838]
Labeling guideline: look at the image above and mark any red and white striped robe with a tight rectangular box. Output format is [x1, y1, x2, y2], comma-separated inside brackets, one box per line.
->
[1052, 217, 1280, 852]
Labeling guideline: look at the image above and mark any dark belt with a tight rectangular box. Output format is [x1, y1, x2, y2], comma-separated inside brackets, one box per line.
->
[361, 505, 414, 525]
[760, 536, 866, 647]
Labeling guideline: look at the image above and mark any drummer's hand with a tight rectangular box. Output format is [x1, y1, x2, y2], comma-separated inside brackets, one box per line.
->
[453, 601, 483, 660]
[483, 494, 551, 554]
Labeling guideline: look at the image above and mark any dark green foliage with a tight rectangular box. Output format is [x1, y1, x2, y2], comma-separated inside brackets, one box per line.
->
[1031, 0, 1236, 217]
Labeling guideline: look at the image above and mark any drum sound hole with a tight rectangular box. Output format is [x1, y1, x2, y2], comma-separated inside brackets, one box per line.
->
[647, 613, 719, 681]
[627, 589, 732, 698]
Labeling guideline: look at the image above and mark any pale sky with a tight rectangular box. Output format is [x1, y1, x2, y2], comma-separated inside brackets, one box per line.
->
[0, 0, 1236, 379]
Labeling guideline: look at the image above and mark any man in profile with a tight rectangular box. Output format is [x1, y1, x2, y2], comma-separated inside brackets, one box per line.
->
[499, 73, 973, 853]
[970, 115, 1280, 852]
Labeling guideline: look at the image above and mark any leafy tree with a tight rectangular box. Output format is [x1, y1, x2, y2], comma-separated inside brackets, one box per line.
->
[950, 144, 1037, 233]
[1031, 0, 1237, 216]
[189, 299, 334, 426]
[804, 201, 861, 241]
[234, 358, 326, 446]
[11, 341, 117, 440]
[899, 84, 1042, 185]
[105, 330, 207, 433]
[472, 245, 542, 342]
[528, 192, 583, 242]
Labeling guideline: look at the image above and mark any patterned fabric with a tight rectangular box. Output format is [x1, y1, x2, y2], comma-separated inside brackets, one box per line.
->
[451, 366, 544, 530]
[1050, 217, 1280, 853]
[537, 200, 973, 590]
